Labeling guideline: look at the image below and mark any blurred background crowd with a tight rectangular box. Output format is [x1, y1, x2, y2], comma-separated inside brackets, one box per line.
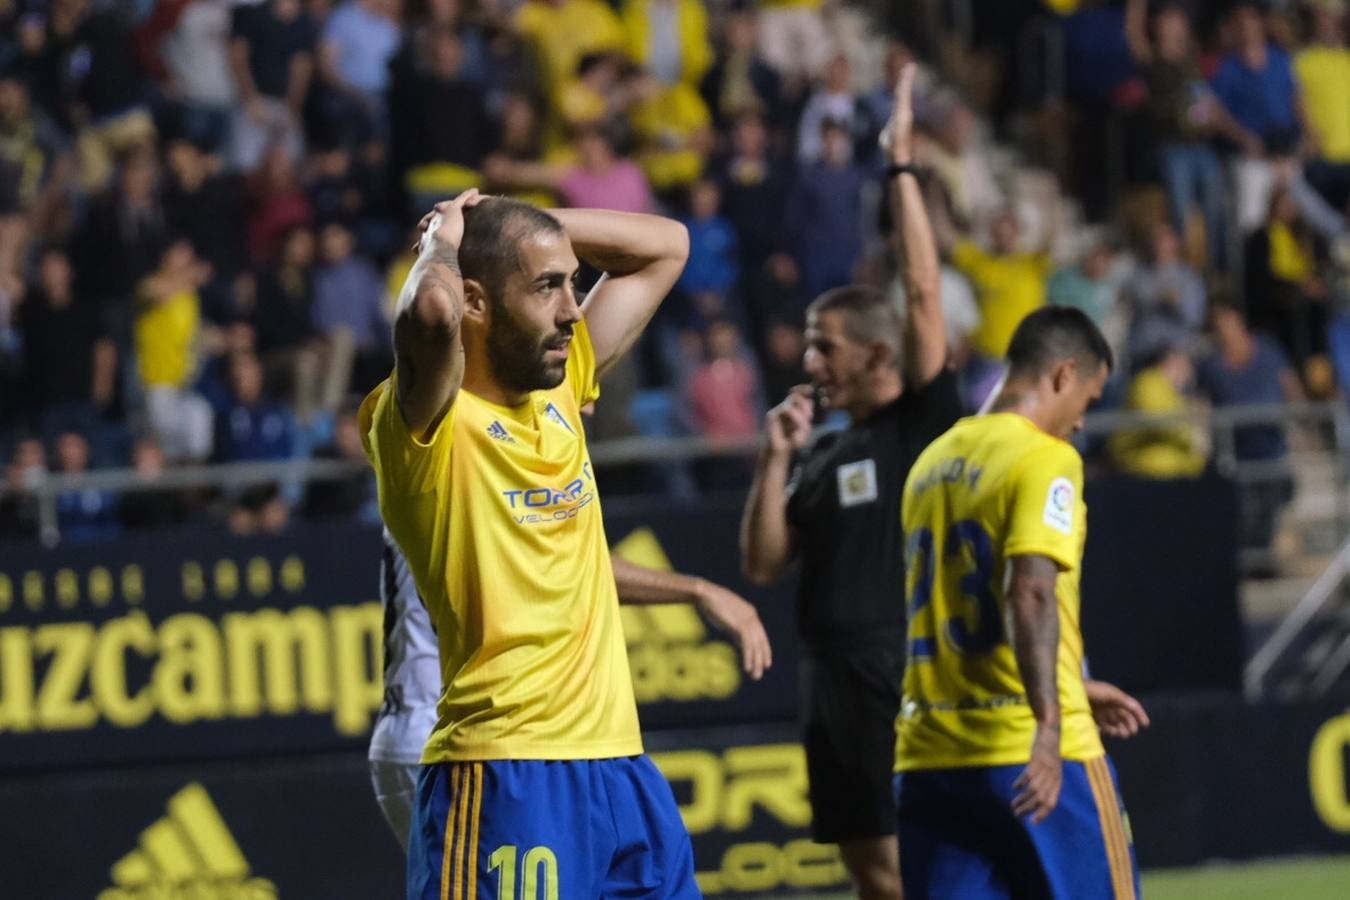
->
[1, 0, 1349, 553]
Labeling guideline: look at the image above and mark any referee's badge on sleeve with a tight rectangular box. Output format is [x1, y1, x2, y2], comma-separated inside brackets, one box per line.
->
[837, 459, 879, 508]
[1043, 477, 1075, 534]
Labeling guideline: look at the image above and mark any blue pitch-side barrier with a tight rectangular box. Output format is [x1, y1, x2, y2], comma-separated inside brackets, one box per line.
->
[0, 481, 1317, 898]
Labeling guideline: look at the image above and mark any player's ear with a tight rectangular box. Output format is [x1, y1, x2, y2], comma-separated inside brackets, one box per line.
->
[461, 278, 490, 325]
[868, 339, 895, 373]
[1050, 358, 1076, 393]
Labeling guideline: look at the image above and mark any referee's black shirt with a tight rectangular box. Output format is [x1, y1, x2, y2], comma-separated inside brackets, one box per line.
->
[785, 368, 964, 654]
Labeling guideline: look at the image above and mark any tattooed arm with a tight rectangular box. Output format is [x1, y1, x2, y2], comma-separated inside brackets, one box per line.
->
[548, 208, 690, 378]
[394, 191, 482, 437]
[1007, 553, 1063, 823]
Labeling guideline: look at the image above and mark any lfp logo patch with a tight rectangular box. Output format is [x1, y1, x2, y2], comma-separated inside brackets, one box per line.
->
[1043, 477, 1075, 535]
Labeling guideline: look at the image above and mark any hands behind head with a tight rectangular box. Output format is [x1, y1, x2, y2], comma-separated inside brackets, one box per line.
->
[415, 189, 489, 254]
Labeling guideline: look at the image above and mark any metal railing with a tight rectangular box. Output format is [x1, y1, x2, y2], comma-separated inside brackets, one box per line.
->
[1245, 535, 1350, 699]
[3, 400, 1345, 544]
[10, 398, 1350, 694]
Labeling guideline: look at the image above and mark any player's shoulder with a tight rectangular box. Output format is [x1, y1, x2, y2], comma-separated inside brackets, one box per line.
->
[1003, 425, 1084, 485]
[947, 414, 1082, 480]
[357, 379, 392, 461]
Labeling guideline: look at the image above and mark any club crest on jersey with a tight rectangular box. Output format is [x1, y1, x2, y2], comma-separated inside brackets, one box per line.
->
[543, 402, 575, 435]
[486, 420, 516, 444]
[837, 458, 878, 508]
[1043, 477, 1075, 534]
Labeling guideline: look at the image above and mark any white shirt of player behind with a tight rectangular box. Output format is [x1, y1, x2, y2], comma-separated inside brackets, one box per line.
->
[369, 529, 441, 849]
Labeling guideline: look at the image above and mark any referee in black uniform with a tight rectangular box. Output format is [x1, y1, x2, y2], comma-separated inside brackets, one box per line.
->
[739, 65, 958, 899]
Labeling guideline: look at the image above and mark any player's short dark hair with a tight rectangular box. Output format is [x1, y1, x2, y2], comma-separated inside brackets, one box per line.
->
[458, 197, 565, 302]
[1006, 306, 1114, 379]
[807, 285, 904, 368]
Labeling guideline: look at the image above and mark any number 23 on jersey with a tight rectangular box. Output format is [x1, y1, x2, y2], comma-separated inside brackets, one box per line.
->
[905, 520, 1003, 661]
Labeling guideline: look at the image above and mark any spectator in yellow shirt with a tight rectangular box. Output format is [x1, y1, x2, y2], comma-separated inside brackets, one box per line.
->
[621, 0, 711, 89]
[949, 208, 1053, 355]
[621, 0, 715, 193]
[1296, 0, 1350, 208]
[943, 208, 1055, 408]
[1109, 345, 1207, 479]
[512, 0, 625, 145]
[134, 238, 215, 463]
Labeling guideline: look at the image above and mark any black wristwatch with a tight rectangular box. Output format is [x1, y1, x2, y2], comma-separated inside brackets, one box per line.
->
[885, 162, 924, 181]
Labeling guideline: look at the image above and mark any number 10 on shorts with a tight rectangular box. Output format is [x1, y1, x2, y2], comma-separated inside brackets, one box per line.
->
[489, 844, 559, 900]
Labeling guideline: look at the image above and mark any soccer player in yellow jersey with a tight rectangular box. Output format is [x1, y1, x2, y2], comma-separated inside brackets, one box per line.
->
[362, 190, 714, 898]
[895, 307, 1144, 899]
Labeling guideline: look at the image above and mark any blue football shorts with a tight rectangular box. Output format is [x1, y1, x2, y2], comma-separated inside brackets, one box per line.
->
[894, 755, 1140, 900]
[407, 756, 700, 899]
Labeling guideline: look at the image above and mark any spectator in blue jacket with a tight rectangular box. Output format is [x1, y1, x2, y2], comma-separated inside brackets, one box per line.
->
[53, 431, 120, 543]
[785, 118, 866, 303]
[677, 178, 742, 328]
[217, 350, 295, 535]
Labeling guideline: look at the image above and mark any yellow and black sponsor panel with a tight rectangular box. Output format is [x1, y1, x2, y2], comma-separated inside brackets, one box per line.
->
[648, 725, 852, 897]
[0, 483, 1242, 774]
[0, 522, 390, 771]
[3, 699, 1350, 895]
[0, 512, 803, 773]
[0, 726, 851, 899]
[0, 483, 1299, 898]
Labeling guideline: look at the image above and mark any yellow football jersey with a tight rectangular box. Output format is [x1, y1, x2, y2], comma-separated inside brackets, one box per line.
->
[895, 413, 1104, 771]
[361, 318, 643, 763]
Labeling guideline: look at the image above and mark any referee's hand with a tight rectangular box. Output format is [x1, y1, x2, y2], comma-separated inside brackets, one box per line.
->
[765, 386, 814, 456]
[881, 62, 917, 164]
[1012, 726, 1063, 824]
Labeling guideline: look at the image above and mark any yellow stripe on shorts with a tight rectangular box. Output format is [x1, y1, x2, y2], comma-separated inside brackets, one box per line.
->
[466, 764, 484, 900]
[454, 763, 473, 900]
[1086, 757, 1136, 900]
[441, 766, 464, 900]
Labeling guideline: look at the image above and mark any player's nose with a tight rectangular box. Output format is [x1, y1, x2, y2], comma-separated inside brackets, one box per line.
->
[559, 284, 583, 323]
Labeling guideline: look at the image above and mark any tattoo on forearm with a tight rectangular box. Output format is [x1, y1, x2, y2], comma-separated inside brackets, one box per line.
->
[429, 243, 461, 278]
[410, 243, 464, 326]
[1010, 557, 1061, 729]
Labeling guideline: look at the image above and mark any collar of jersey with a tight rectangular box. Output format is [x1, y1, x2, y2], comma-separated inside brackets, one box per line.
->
[979, 411, 1072, 446]
[462, 388, 538, 427]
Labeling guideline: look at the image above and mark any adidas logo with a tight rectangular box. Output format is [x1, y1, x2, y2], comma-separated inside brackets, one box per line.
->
[486, 420, 516, 443]
[99, 783, 277, 900]
[544, 402, 575, 435]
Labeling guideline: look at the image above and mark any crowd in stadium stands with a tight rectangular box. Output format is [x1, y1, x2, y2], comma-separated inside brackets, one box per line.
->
[1, 0, 1349, 548]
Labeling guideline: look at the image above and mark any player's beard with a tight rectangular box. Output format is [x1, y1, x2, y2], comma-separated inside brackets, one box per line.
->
[486, 304, 571, 395]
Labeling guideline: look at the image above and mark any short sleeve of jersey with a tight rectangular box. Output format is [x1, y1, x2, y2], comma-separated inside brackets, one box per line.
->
[1003, 442, 1083, 571]
[360, 374, 457, 496]
[569, 316, 601, 408]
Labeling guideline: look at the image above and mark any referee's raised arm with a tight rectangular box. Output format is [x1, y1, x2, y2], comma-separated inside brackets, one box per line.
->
[886, 63, 947, 389]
